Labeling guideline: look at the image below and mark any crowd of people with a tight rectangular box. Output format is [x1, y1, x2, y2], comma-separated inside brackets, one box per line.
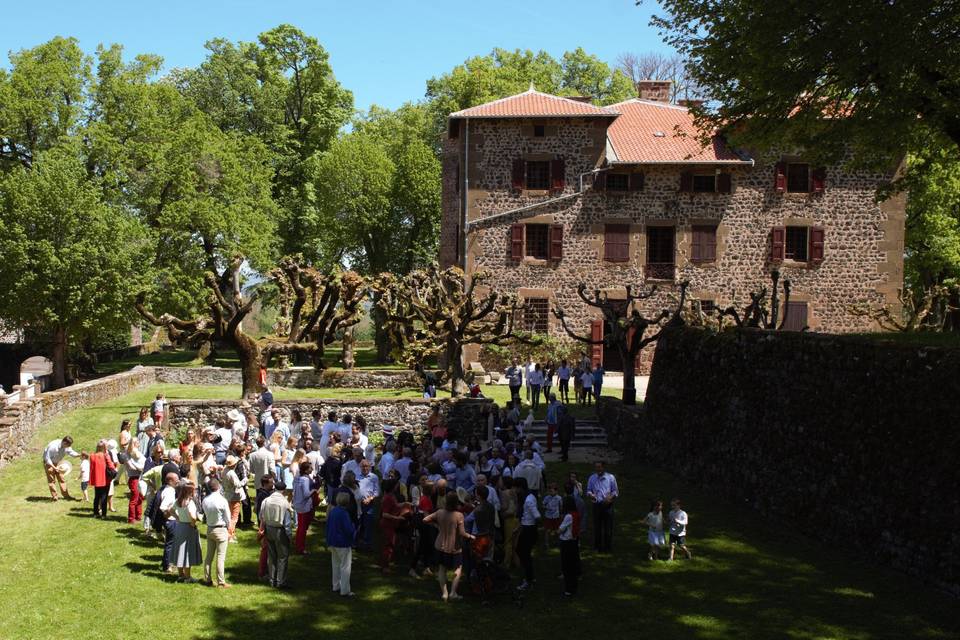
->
[40, 379, 692, 601]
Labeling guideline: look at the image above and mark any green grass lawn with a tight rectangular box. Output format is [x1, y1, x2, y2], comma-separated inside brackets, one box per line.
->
[0, 386, 957, 639]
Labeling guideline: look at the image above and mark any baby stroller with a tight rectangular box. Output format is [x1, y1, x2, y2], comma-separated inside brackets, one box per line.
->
[468, 536, 524, 607]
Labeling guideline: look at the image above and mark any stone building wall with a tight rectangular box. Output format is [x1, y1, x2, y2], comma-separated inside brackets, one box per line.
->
[0, 367, 156, 468]
[153, 366, 420, 390]
[168, 397, 494, 443]
[441, 116, 905, 371]
[606, 326, 960, 595]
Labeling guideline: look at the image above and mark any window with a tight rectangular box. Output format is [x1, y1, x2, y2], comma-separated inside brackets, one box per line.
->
[646, 226, 676, 279]
[533, 124, 545, 137]
[525, 224, 549, 259]
[606, 174, 629, 191]
[692, 174, 716, 192]
[690, 225, 718, 263]
[526, 161, 551, 190]
[782, 301, 808, 331]
[604, 224, 630, 262]
[787, 163, 810, 193]
[523, 297, 549, 333]
[699, 299, 716, 314]
[785, 226, 809, 262]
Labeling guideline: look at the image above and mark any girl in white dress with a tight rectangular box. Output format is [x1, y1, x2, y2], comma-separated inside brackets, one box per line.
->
[644, 500, 666, 560]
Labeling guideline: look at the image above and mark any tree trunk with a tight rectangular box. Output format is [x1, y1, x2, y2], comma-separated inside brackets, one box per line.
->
[370, 300, 391, 364]
[341, 329, 356, 369]
[620, 346, 637, 406]
[448, 338, 468, 397]
[233, 333, 264, 399]
[51, 325, 68, 389]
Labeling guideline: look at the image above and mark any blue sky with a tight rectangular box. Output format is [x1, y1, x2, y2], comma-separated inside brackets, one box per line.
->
[2, 0, 673, 111]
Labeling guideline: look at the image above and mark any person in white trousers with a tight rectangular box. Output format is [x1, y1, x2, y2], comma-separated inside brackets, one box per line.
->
[326, 491, 357, 597]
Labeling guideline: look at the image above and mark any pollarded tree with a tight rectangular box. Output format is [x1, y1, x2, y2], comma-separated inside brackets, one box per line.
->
[717, 270, 794, 330]
[553, 282, 689, 405]
[375, 266, 535, 396]
[136, 255, 365, 398]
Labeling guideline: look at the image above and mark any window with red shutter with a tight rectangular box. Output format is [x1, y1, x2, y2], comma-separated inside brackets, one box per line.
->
[604, 224, 630, 263]
[511, 158, 525, 190]
[809, 226, 825, 264]
[525, 224, 549, 259]
[549, 224, 564, 260]
[774, 162, 787, 193]
[691, 225, 717, 263]
[510, 224, 524, 260]
[770, 226, 786, 262]
[680, 171, 693, 192]
[590, 320, 604, 367]
[630, 173, 645, 191]
[550, 158, 566, 192]
[785, 226, 808, 261]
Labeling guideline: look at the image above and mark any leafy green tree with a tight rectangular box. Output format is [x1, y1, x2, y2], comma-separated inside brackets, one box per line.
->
[561, 47, 636, 105]
[0, 148, 150, 387]
[649, 0, 960, 165]
[903, 147, 960, 290]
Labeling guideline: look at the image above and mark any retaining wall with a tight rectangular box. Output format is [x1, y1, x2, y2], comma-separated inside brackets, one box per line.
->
[153, 366, 420, 389]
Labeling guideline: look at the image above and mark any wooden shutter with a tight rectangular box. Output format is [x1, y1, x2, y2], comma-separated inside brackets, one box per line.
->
[549, 224, 564, 260]
[809, 226, 825, 264]
[774, 162, 787, 193]
[717, 172, 732, 193]
[550, 158, 566, 192]
[510, 224, 524, 260]
[604, 224, 630, 263]
[704, 227, 717, 262]
[511, 158, 525, 190]
[594, 171, 606, 191]
[811, 167, 826, 193]
[690, 227, 702, 262]
[590, 320, 604, 367]
[680, 171, 693, 192]
[770, 226, 786, 262]
[629, 173, 645, 191]
[783, 301, 808, 331]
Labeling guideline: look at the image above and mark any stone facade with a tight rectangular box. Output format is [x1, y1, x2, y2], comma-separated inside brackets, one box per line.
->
[441, 114, 905, 372]
[169, 397, 494, 443]
[606, 326, 960, 595]
[153, 366, 421, 390]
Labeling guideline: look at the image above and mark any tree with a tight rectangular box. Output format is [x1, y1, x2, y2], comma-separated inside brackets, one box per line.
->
[0, 148, 150, 387]
[716, 270, 794, 330]
[902, 145, 960, 291]
[136, 255, 365, 397]
[552, 282, 689, 405]
[648, 1, 960, 165]
[561, 48, 637, 105]
[614, 51, 703, 102]
[375, 266, 534, 396]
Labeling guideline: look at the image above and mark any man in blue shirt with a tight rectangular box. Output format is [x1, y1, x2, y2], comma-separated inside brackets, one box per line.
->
[545, 393, 562, 453]
[592, 364, 605, 404]
[586, 461, 619, 552]
[452, 452, 477, 491]
[356, 459, 380, 551]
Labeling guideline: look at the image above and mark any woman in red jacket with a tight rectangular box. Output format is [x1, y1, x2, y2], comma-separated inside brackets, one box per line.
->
[89, 440, 115, 519]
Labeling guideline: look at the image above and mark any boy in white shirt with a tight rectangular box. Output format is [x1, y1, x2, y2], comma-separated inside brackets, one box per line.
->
[668, 498, 692, 560]
[79, 451, 91, 502]
[541, 483, 563, 549]
[579, 369, 594, 406]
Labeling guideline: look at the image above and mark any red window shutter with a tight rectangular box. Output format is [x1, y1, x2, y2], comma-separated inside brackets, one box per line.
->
[549, 224, 564, 260]
[705, 227, 717, 262]
[691, 227, 702, 262]
[680, 171, 693, 192]
[512, 158, 525, 190]
[774, 162, 787, 193]
[510, 224, 524, 260]
[717, 172, 732, 193]
[811, 167, 826, 193]
[604, 224, 630, 263]
[629, 173, 645, 191]
[550, 158, 566, 192]
[770, 226, 786, 262]
[590, 320, 604, 367]
[594, 172, 606, 191]
[809, 226, 825, 264]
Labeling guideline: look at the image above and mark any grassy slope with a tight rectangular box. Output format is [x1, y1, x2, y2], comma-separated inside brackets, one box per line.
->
[0, 386, 956, 640]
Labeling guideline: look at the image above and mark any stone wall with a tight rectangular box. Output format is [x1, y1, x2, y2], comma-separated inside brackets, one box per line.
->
[441, 114, 905, 371]
[154, 366, 420, 390]
[168, 397, 494, 442]
[609, 326, 960, 595]
[0, 367, 156, 467]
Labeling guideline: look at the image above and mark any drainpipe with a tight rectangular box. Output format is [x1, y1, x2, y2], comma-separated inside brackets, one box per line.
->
[461, 117, 469, 271]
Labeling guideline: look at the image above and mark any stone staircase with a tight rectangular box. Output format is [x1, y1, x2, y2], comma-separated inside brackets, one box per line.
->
[523, 419, 607, 448]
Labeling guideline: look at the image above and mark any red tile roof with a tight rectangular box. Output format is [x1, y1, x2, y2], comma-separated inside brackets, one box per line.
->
[449, 88, 619, 119]
[606, 99, 749, 164]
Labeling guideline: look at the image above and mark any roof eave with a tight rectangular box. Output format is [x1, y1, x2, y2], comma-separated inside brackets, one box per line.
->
[448, 113, 619, 120]
[608, 159, 755, 166]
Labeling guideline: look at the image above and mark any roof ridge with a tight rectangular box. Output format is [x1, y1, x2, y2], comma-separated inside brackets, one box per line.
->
[450, 88, 619, 117]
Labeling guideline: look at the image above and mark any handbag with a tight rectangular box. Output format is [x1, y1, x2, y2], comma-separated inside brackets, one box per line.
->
[105, 465, 118, 481]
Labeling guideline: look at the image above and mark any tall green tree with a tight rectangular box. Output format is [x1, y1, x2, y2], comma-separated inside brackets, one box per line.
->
[648, 0, 960, 166]
[0, 148, 150, 387]
[903, 146, 960, 290]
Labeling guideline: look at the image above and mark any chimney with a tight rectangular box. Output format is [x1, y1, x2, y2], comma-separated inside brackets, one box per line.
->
[677, 99, 705, 109]
[637, 80, 673, 103]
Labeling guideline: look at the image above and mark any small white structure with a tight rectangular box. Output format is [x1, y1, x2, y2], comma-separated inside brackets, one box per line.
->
[20, 356, 53, 391]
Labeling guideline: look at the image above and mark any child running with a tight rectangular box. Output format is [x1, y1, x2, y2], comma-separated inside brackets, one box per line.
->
[644, 500, 666, 560]
[79, 451, 90, 502]
[668, 498, 692, 560]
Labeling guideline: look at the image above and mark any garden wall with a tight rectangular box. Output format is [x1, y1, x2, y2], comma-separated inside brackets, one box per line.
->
[168, 397, 494, 442]
[153, 366, 420, 389]
[0, 367, 156, 467]
[604, 326, 960, 595]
